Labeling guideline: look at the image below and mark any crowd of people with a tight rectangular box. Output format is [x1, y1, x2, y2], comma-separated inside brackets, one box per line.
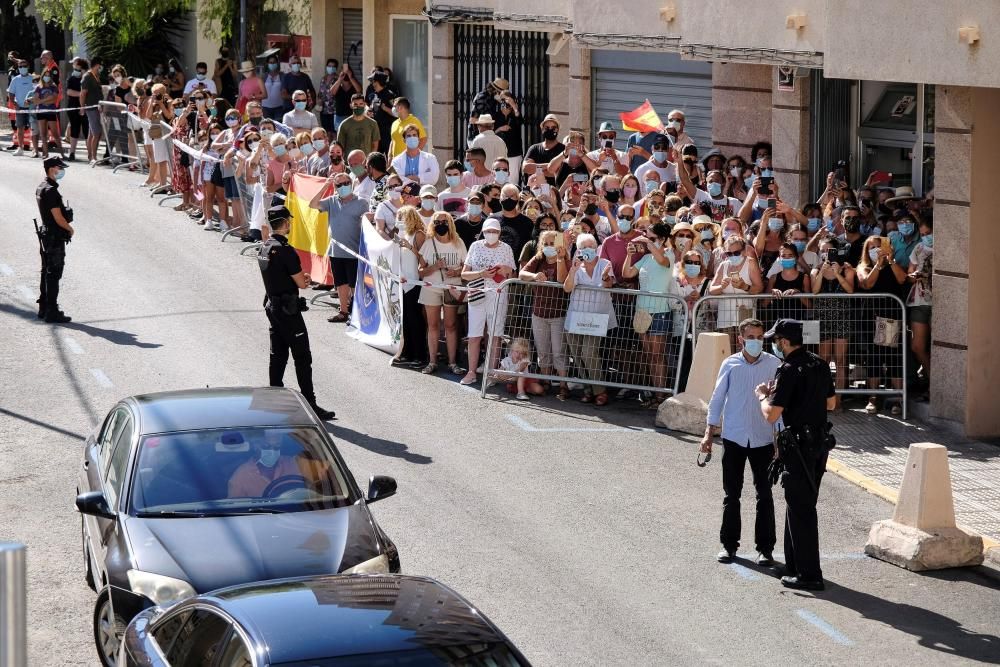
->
[4, 49, 935, 414]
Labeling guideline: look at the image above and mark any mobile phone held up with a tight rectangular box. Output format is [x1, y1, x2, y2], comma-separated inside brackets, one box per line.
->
[759, 176, 773, 194]
[767, 198, 777, 210]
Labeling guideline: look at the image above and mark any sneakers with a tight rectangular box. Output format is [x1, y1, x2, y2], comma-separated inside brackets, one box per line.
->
[716, 549, 735, 563]
[516, 392, 530, 401]
[865, 398, 878, 414]
[202, 220, 217, 231]
[13, 147, 23, 156]
[309, 403, 335, 420]
[780, 576, 825, 591]
[756, 552, 775, 567]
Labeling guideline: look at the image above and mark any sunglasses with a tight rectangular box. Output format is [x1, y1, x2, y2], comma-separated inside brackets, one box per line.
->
[684, 261, 702, 267]
[619, 215, 634, 222]
[726, 250, 743, 257]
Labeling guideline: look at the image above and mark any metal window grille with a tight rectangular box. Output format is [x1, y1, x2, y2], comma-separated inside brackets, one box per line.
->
[453, 23, 549, 160]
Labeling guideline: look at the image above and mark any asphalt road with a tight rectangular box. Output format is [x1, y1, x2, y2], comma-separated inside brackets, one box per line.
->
[1, 152, 999, 666]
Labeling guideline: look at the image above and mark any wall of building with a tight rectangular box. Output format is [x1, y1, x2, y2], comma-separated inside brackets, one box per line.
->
[711, 63, 772, 163]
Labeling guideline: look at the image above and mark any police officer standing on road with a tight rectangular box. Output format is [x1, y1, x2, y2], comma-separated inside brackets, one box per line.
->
[756, 319, 836, 591]
[258, 206, 336, 420]
[35, 156, 74, 323]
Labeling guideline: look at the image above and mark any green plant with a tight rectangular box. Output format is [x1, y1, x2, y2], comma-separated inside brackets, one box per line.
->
[0, 0, 43, 64]
[79, 8, 188, 79]
[35, 0, 192, 51]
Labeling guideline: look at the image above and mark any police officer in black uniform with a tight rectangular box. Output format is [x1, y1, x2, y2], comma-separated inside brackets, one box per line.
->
[35, 157, 74, 323]
[258, 206, 335, 420]
[756, 319, 836, 591]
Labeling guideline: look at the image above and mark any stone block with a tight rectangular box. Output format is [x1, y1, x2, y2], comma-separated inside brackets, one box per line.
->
[929, 345, 966, 422]
[931, 203, 969, 275]
[771, 107, 810, 170]
[685, 332, 731, 403]
[865, 520, 983, 571]
[712, 89, 771, 147]
[930, 274, 968, 348]
[936, 85, 973, 131]
[655, 392, 708, 435]
[712, 62, 772, 90]
[934, 132, 972, 203]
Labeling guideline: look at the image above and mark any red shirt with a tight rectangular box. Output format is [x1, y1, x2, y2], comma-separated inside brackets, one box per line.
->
[599, 232, 648, 288]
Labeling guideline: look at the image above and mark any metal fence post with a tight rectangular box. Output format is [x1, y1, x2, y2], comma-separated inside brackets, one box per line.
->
[0, 542, 27, 667]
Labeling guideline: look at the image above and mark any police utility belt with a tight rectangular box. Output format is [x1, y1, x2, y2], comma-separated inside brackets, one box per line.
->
[775, 423, 836, 453]
[264, 293, 309, 316]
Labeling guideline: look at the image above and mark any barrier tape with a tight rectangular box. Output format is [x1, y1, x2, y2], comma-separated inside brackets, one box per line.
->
[124, 111, 225, 164]
[6, 103, 103, 114]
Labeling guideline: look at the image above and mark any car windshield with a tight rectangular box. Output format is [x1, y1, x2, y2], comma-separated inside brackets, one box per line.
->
[130, 426, 353, 515]
[274, 645, 526, 666]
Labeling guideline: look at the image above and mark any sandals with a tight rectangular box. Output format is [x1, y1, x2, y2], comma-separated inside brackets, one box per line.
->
[557, 387, 570, 401]
[421, 362, 437, 375]
[594, 393, 609, 407]
[449, 363, 465, 375]
[327, 311, 350, 323]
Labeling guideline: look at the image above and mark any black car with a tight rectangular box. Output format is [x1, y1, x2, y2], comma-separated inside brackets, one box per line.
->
[118, 574, 532, 666]
[77, 387, 400, 667]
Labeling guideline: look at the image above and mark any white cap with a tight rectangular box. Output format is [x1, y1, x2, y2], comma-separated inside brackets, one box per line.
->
[483, 219, 501, 232]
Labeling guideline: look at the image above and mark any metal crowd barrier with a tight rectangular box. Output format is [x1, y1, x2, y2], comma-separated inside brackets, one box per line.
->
[0, 542, 27, 667]
[481, 279, 689, 400]
[691, 292, 908, 417]
[97, 101, 142, 173]
[224, 165, 261, 242]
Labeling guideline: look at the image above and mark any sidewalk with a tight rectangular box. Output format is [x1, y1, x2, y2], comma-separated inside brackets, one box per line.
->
[829, 408, 1000, 559]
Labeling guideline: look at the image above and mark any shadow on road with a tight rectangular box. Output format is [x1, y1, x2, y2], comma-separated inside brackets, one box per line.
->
[0, 407, 86, 441]
[325, 423, 432, 465]
[820, 579, 1000, 663]
[0, 302, 161, 349]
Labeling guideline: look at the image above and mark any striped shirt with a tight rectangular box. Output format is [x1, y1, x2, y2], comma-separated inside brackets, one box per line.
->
[707, 351, 782, 448]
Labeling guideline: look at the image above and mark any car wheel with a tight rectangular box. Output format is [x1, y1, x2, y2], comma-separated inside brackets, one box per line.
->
[82, 519, 95, 591]
[93, 590, 126, 667]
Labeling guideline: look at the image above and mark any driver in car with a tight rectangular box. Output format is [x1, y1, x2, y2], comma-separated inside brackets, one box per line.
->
[228, 431, 302, 498]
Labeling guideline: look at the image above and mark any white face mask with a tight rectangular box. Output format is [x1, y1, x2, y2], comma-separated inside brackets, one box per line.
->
[258, 448, 280, 468]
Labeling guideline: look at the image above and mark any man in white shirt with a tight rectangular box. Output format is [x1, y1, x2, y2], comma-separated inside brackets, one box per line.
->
[282, 89, 319, 131]
[437, 160, 471, 216]
[634, 134, 678, 187]
[390, 122, 440, 186]
[182, 62, 218, 96]
[678, 164, 740, 222]
[664, 109, 695, 150]
[585, 121, 628, 176]
[349, 150, 376, 199]
[468, 114, 507, 167]
[701, 318, 782, 566]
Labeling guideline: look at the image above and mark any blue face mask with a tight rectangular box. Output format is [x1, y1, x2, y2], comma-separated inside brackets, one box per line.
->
[684, 263, 701, 278]
[273, 145, 287, 156]
[337, 184, 353, 198]
[921, 233, 933, 248]
[561, 219, 572, 231]
[700, 229, 714, 241]
[743, 338, 763, 357]
[771, 341, 784, 359]
[294, 101, 307, 111]
[542, 245, 557, 258]
[463, 160, 473, 172]
[579, 247, 597, 262]
[617, 219, 632, 233]
[825, 218, 835, 231]
[300, 143, 314, 156]
[645, 180, 658, 194]
[446, 174, 461, 188]
[707, 182, 723, 197]
[290, 64, 301, 73]
[494, 170, 509, 184]
[468, 204, 482, 217]
[313, 139, 326, 152]
[268, 63, 278, 71]
[760, 168, 774, 178]
[54, 169, 66, 181]
[258, 448, 280, 468]
[18, 67, 28, 76]
[779, 257, 797, 270]
[405, 135, 420, 150]
[421, 199, 436, 211]
[898, 222, 914, 237]
[768, 218, 784, 232]
[665, 215, 676, 227]
[792, 240, 807, 255]
[652, 150, 668, 163]
[326, 66, 335, 75]
[807, 217, 821, 232]
[744, 175, 755, 190]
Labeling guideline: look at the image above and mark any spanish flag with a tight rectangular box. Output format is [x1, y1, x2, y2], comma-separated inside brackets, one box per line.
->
[286, 173, 334, 285]
[619, 100, 664, 134]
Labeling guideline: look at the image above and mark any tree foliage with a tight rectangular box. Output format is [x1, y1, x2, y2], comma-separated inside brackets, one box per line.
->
[0, 0, 43, 62]
[35, 0, 193, 50]
[80, 9, 188, 79]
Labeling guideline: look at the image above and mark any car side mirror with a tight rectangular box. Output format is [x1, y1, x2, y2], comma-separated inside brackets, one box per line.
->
[366, 475, 396, 503]
[76, 491, 116, 520]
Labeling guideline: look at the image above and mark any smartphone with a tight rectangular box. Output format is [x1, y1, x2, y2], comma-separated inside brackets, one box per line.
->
[870, 170, 892, 186]
[759, 176, 773, 194]
[572, 172, 589, 183]
[767, 197, 777, 209]
[572, 224, 583, 235]
[602, 139, 613, 149]
[554, 231, 565, 248]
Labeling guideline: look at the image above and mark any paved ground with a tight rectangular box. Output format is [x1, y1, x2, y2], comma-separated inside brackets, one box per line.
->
[1, 150, 999, 666]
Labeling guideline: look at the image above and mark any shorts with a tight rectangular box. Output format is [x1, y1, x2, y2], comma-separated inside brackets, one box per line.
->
[35, 109, 58, 122]
[908, 304, 931, 324]
[210, 163, 224, 187]
[646, 311, 673, 336]
[467, 292, 507, 339]
[86, 109, 102, 137]
[14, 112, 30, 129]
[223, 176, 238, 200]
[331, 258, 359, 287]
[418, 286, 461, 307]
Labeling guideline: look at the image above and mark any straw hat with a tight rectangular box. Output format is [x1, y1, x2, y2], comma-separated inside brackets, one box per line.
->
[691, 215, 720, 235]
[476, 114, 495, 125]
[492, 77, 510, 91]
[885, 185, 917, 205]
[238, 60, 255, 73]
[670, 221, 695, 236]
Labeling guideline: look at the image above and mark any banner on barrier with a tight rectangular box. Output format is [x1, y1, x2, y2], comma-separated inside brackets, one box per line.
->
[347, 219, 402, 355]
[285, 173, 333, 285]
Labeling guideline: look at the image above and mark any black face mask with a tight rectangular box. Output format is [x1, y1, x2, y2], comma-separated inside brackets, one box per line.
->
[604, 189, 620, 203]
[584, 203, 598, 216]
[844, 220, 860, 234]
[500, 197, 518, 212]
[434, 222, 450, 236]
[331, 156, 343, 165]
[249, 116, 263, 125]
[542, 128, 558, 141]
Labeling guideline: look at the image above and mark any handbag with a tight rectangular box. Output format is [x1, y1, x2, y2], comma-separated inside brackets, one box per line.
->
[633, 308, 652, 334]
[148, 110, 164, 140]
[874, 316, 902, 347]
[465, 277, 486, 303]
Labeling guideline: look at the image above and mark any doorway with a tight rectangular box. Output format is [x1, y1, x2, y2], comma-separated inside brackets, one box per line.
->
[390, 16, 429, 131]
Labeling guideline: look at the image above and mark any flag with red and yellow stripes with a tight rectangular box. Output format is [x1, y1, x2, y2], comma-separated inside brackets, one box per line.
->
[619, 100, 664, 134]
[286, 173, 334, 285]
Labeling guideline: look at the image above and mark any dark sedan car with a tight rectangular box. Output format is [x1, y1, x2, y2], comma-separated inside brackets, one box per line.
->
[118, 574, 531, 666]
[77, 387, 400, 667]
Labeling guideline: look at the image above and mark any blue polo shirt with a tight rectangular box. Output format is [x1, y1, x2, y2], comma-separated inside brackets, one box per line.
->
[6, 74, 35, 107]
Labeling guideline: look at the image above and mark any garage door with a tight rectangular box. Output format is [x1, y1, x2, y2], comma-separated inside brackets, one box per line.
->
[342, 8, 363, 75]
[591, 50, 712, 151]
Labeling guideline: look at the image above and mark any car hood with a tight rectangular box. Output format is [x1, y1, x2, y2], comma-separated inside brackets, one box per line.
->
[123, 504, 380, 593]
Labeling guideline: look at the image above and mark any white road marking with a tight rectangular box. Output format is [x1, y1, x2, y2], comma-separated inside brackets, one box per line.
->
[727, 563, 762, 581]
[796, 609, 855, 646]
[16, 285, 34, 302]
[64, 336, 84, 355]
[505, 413, 656, 433]
[90, 369, 113, 388]
[0, 263, 13, 276]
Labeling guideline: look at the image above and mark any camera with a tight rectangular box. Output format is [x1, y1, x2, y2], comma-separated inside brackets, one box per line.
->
[602, 139, 613, 149]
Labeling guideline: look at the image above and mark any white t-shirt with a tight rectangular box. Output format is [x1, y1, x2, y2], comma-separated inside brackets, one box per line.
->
[634, 160, 678, 185]
[420, 237, 468, 287]
[586, 148, 629, 173]
[693, 189, 741, 222]
[437, 187, 471, 216]
[592, 216, 612, 242]
[374, 200, 399, 235]
[354, 176, 376, 201]
[281, 109, 319, 131]
[464, 240, 516, 274]
[183, 78, 218, 96]
[766, 251, 820, 278]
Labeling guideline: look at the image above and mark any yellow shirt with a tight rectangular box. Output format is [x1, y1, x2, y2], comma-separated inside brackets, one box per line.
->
[389, 114, 427, 158]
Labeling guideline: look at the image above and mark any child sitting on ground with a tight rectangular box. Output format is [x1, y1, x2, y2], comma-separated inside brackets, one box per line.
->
[497, 338, 546, 400]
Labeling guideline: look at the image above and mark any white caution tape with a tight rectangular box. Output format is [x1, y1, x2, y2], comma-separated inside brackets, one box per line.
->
[5, 103, 103, 114]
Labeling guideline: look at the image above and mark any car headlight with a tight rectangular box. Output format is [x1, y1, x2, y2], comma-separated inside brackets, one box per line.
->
[341, 554, 389, 575]
[127, 570, 196, 606]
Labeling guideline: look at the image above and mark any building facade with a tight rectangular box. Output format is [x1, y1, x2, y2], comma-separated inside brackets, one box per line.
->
[303, 0, 999, 437]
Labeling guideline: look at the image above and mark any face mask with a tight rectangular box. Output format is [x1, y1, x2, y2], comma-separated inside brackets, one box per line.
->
[584, 203, 598, 217]
[579, 247, 597, 262]
[500, 197, 518, 212]
[768, 219, 784, 232]
[779, 257, 797, 270]
[484, 231, 501, 243]
[463, 160, 473, 172]
[243, 140, 255, 152]
[404, 135, 420, 150]
[806, 217, 821, 232]
[326, 66, 335, 75]
[531, 185, 550, 198]
[291, 64, 301, 73]
[743, 338, 763, 357]
[468, 204, 482, 217]
[729, 166, 741, 179]
[494, 170, 509, 184]
[337, 184, 353, 198]
[195, 98, 205, 107]
[792, 240, 807, 255]
[665, 215, 676, 227]
[644, 180, 659, 194]
[700, 229, 714, 241]
[921, 233, 933, 248]
[313, 139, 326, 152]
[722, 229, 735, 240]
[352, 106, 366, 116]
[72, 69, 81, 78]
[288, 148, 302, 160]
[421, 199, 436, 211]
[771, 342, 784, 360]
[844, 221, 860, 234]
[667, 120, 681, 131]
[300, 143, 314, 156]
[542, 128, 558, 141]
[294, 101, 307, 111]
[707, 182, 723, 197]
[169, 66, 176, 73]
[196, 73, 206, 81]
[155, 67, 163, 74]
[390, 108, 400, 118]
[684, 263, 701, 278]
[388, 189, 402, 202]
[744, 175, 755, 190]
[249, 115, 263, 125]
[675, 237, 691, 250]
[43, 74, 53, 83]
[273, 144, 287, 156]
[434, 222, 449, 236]
[623, 185, 638, 198]
[617, 219, 632, 233]
[54, 169, 66, 181]
[259, 448, 280, 468]
[208, 107, 218, 117]
[868, 248, 881, 262]
[653, 150, 667, 163]
[18, 67, 28, 76]
[604, 189, 621, 203]
[268, 63, 278, 71]
[537, 245, 557, 258]
[760, 168, 774, 178]
[825, 218, 835, 232]
[525, 208, 540, 219]
[898, 222, 914, 236]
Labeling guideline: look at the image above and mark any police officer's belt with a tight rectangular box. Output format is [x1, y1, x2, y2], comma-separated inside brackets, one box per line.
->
[264, 293, 308, 316]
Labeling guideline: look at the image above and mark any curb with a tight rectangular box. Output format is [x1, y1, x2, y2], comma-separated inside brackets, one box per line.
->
[826, 455, 1000, 561]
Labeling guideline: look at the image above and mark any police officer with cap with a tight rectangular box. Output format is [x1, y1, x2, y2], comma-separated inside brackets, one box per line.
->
[756, 319, 836, 591]
[258, 206, 335, 420]
[35, 156, 74, 323]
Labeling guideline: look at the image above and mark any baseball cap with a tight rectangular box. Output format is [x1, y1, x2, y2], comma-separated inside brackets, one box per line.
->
[483, 219, 501, 232]
[652, 133, 672, 148]
[468, 190, 484, 203]
[764, 319, 803, 340]
[43, 156, 67, 171]
[400, 182, 420, 196]
[598, 121, 616, 133]
[419, 184, 438, 198]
